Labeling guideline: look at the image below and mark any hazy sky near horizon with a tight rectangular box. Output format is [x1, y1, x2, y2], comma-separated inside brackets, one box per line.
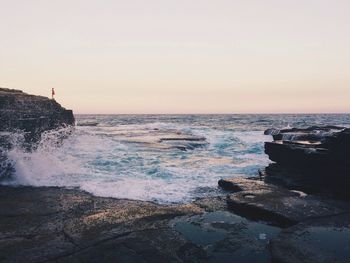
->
[1, 0, 350, 114]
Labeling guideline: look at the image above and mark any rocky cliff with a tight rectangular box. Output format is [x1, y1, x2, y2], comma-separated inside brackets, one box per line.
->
[0, 87, 75, 178]
[0, 87, 74, 144]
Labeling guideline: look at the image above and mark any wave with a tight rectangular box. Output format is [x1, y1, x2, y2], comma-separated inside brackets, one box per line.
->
[1, 118, 273, 203]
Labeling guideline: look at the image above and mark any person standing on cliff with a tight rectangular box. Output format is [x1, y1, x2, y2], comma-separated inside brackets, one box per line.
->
[51, 88, 55, 100]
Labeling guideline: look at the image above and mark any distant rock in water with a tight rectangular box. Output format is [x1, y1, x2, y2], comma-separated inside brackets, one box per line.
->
[159, 136, 208, 151]
[77, 121, 99, 127]
[0, 87, 74, 144]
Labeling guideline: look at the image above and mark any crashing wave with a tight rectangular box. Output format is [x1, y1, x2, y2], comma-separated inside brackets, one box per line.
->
[0, 126, 76, 183]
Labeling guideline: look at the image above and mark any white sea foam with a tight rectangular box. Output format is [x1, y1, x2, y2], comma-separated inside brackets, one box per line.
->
[1, 118, 275, 203]
[5, 128, 87, 187]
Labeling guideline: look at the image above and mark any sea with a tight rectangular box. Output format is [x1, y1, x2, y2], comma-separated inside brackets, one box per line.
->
[3, 114, 350, 204]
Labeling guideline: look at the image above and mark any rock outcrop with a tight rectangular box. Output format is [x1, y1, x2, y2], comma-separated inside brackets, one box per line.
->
[0, 87, 75, 179]
[264, 126, 350, 168]
[0, 87, 74, 144]
[263, 126, 350, 197]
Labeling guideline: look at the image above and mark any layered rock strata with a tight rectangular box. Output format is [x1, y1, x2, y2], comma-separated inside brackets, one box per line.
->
[264, 126, 350, 197]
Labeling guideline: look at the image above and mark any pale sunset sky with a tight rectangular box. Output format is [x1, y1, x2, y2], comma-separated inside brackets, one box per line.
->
[1, 0, 349, 114]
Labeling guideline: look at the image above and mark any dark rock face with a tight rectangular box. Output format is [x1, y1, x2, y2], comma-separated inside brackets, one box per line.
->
[265, 126, 350, 168]
[264, 126, 350, 197]
[0, 87, 74, 144]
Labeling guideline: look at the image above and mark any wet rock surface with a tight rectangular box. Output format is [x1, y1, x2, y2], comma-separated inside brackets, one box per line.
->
[0, 185, 285, 263]
[171, 211, 280, 263]
[218, 177, 350, 263]
[0, 186, 204, 263]
[219, 178, 350, 227]
[270, 213, 350, 263]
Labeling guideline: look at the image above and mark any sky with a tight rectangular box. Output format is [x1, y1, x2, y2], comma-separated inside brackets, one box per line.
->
[0, 0, 349, 114]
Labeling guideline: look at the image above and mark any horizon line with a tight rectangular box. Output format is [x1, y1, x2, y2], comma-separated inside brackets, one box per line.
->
[74, 112, 350, 115]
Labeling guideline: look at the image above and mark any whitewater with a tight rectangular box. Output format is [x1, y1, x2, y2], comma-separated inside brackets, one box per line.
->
[2, 114, 350, 203]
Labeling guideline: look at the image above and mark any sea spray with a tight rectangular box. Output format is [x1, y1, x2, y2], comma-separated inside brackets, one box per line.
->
[3, 114, 349, 204]
[0, 132, 26, 181]
[1, 126, 82, 186]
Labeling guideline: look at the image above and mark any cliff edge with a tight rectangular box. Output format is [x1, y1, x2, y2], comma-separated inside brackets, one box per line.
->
[0, 87, 74, 143]
[0, 87, 75, 178]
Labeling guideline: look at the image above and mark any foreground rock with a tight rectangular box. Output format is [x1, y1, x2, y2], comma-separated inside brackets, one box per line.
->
[171, 210, 280, 263]
[219, 178, 350, 227]
[0, 186, 204, 263]
[270, 213, 350, 263]
[1, 165, 348, 263]
[0, 186, 285, 263]
[218, 177, 350, 263]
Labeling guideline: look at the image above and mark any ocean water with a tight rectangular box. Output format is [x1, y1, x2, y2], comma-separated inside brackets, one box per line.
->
[3, 114, 350, 203]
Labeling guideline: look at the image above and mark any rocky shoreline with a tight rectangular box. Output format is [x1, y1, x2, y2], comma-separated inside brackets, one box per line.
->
[1, 176, 349, 263]
[1, 88, 349, 262]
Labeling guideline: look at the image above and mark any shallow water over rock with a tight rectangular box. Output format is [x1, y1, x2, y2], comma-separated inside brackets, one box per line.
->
[171, 211, 280, 263]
